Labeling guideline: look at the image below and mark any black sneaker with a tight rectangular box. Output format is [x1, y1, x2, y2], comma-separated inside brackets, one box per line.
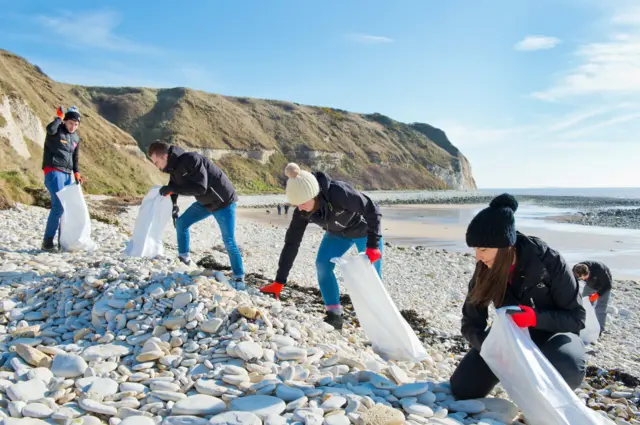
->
[178, 255, 192, 266]
[324, 311, 344, 330]
[42, 238, 57, 252]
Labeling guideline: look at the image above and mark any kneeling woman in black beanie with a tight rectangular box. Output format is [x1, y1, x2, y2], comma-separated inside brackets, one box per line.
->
[450, 194, 586, 400]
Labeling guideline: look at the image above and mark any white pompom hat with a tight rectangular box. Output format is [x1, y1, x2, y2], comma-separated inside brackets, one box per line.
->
[284, 163, 320, 206]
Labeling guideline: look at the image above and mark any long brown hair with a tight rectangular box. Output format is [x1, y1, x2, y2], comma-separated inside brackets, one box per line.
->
[469, 247, 516, 308]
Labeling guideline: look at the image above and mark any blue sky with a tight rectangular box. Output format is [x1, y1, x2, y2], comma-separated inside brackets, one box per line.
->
[1, 0, 639, 188]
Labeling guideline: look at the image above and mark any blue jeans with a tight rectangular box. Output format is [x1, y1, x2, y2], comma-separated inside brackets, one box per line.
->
[316, 232, 383, 307]
[176, 202, 244, 280]
[44, 171, 73, 239]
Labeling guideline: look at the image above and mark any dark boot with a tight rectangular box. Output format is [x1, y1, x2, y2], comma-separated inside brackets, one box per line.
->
[42, 237, 57, 252]
[324, 311, 344, 330]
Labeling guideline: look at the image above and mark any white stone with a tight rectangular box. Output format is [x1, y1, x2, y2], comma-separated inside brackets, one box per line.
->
[209, 411, 262, 425]
[80, 398, 118, 416]
[235, 341, 264, 362]
[7, 379, 48, 402]
[82, 344, 131, 361]
[276, 346, 307, 361]
[51, 353, 88, 378]
[171, 394, 226, 416]
[230, 395, 287, 419]
[120, 417, 155, 425]
[22, 403, 53, 419]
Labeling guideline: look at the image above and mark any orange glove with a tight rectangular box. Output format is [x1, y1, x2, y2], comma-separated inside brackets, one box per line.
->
[56, 106, 65, 120]
[74, 172, 84, 184]
[589, 293, 599, 303]
[260, 282, 284, 300]
[365, 248, 381, 263]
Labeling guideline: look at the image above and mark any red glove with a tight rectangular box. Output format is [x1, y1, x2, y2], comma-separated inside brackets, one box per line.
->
[260, 282, 284, 300]
[365, 248, 381, 264]
[56, 106, 65, 120]
[509, 305, 537, 328]
[589, 293, 599, 303]
[74, 172, 84, 184]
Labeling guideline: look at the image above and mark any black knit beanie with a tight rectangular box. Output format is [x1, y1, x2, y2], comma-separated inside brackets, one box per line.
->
[64, 111, 81, 122]
[466, 193, 519, 248]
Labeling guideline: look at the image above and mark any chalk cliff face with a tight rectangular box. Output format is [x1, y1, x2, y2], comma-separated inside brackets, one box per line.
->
[80, 88, 477, 192]
[0, 49, 164, 205]
[0, 48, 476, 205]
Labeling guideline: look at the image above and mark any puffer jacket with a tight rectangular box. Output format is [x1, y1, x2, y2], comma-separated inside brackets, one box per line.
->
[164, 146, 237, 212]
[461, 232, 586, 351]
[275, 171, 382, 284]
[41, 118, 80, 173]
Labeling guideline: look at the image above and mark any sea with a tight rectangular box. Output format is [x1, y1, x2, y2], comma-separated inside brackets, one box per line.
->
[480, 187, 640, 199]
[383, 187, 640, 279]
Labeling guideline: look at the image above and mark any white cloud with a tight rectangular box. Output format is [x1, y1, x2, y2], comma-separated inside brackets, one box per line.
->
[346, 34, 394, 44]
[34, 10, 161, 54]
[533, 5, 640, 100]
[514, 35, 561, 51]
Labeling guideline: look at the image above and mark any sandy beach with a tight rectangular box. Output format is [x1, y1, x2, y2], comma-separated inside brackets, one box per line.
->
[238, 203, 640, 280]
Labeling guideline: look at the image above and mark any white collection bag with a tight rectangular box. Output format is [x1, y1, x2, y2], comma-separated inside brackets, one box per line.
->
[580, 296, 600, 345]
[332, 253, 429, 362]
[124, 186, 172, 258]
[57, 184, 97, 252]
[480, 308, 614, 425]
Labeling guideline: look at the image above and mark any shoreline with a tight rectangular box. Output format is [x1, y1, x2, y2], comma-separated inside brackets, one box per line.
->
[238, 191, 640, 209]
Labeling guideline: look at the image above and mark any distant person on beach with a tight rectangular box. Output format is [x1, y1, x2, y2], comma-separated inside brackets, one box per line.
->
[277, 204, 282, 215]
[450, 194, 586, 400]
[41, 105, 83, 251]
[573, 261, 612, 333]
[147, 141, 245, 289]
[260, 163, 383, 330]
[284, 203, 290, 215]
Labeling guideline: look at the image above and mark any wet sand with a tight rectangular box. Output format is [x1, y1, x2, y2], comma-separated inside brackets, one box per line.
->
[238, 204, 640, 280]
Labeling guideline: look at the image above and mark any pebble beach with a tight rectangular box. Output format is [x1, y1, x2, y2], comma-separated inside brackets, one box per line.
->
[0, 194, 638, 424]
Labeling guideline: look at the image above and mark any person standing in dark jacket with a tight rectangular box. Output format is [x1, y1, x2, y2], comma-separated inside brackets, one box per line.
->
[449, 194, 586, 400]
[260, 163, 383, 330]
[41, 105, 83, 251]
[147, 141, 245, 288]
[573, 261, 612, 333]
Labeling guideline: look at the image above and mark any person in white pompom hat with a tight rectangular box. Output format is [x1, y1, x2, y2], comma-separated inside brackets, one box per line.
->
[260, 163, 384, 330]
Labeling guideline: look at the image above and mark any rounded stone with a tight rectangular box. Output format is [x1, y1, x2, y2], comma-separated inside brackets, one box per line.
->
[209, 411, 262, 425]
[229, 395, 286, 419]
[171, 394, 226, 416]
[50, 353, 88, 378]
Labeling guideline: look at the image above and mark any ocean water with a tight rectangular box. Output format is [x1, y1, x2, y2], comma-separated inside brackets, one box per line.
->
[481, 187, 640, 199]
[382, 202, 640, 279]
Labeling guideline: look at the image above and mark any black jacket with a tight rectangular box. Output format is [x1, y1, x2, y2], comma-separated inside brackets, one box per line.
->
[275, 172, 382, 284]
[579, 261, 613, 296]
[41, 118, 80, 174]
[461, 232, 586, 351]
[164, 146, 237, 212]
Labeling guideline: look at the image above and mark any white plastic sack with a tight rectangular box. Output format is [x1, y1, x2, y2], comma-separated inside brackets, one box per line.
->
[57, 184, 97, 252]
[481, 308, 614, 425]
[124, 186, 172, 258]
[580, 296, 600, 345]
[332, 253, 429, 361]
